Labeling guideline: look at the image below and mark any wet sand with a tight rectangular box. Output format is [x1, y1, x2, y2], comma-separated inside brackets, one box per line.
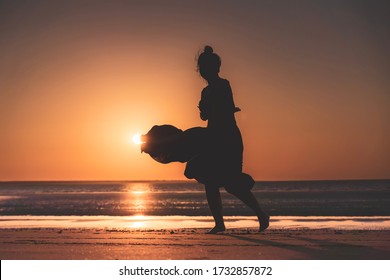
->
[1, 227, 389, 260]
[1, 216, 389, 260]
[2, 215, 390, 230]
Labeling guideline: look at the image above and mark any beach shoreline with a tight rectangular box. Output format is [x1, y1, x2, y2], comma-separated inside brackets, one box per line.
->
[1, 215, 390, 230]
[1, 179, 389, 260]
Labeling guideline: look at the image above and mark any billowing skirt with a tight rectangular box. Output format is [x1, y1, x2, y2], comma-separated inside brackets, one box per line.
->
[141, 124, 254, 190]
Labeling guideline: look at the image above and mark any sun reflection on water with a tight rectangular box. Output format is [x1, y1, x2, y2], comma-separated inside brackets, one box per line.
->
[131, 221, 144, 228]
[128, 215, 149, 228]
[131, 190, 146, 195]
[124, 183, 153, 219]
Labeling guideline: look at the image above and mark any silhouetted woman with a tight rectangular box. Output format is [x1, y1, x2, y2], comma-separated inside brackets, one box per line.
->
[141, 46, 269, 233]
[191, 46, 269, 233]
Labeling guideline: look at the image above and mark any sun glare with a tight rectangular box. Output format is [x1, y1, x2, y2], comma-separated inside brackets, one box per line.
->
[131, 190, 145, 195]
[132, 134, 144, 145]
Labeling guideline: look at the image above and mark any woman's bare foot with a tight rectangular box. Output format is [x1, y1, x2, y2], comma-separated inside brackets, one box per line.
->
[259, 214, 270, 232]
[207, 225, 226, 234]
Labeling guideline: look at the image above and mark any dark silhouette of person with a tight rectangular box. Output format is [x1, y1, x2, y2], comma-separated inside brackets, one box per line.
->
[190, 46, 269, 233]
[141, 46, 269, 233]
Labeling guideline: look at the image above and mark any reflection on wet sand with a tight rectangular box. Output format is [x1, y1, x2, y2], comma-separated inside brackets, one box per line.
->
[0, 216, 389, 230]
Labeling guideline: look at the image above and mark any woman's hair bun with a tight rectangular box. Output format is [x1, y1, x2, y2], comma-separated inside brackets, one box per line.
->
[197, 45, 220, 72]
[204, 45, 213, 54]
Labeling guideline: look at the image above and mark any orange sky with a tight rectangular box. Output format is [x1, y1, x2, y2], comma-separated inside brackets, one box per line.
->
[0, 1, 389, 181]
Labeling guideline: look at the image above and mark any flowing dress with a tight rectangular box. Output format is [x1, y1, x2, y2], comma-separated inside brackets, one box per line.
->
[141, 78, 254, 190]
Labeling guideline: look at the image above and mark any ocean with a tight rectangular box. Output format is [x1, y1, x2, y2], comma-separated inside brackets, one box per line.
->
[0, 180, 389, 216]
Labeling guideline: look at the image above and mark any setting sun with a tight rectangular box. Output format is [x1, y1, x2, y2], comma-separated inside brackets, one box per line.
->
[132, 134, 144, 145]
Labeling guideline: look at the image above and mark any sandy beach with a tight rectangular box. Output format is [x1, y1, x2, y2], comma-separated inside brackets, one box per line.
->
[1, 225, 389, 260]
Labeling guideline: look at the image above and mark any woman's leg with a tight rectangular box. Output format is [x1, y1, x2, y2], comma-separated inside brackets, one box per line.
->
[205, 185, 225, 233]
[227, 188, 270, 232]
